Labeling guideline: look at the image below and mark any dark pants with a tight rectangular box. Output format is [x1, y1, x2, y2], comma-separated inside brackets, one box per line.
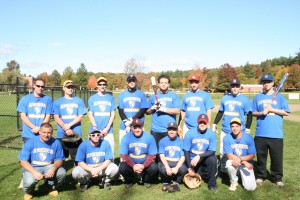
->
[158, 161, 188, 184]
[119, 162, 158, 184]
[254, 136, 283, 182]
[150, 131, 168, 147]
[194, 155, 218, 188]
[58, 138, 82, 160]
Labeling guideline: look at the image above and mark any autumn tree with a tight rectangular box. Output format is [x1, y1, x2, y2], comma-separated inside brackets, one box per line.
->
[48, 70, 61, 86]
[287, 64, 300, 89]
[189, 64, 209, 90]
[36, 72, 49, 85]
[61, 66, 75, 85]
[0, 60, 26, 91]
[87, 75, 97, 90]
[216, 63, 237, 92]
[243, 62, 256, 79]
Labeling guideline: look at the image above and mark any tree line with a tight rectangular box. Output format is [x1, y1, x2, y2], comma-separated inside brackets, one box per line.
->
[1, 50, 300, 92]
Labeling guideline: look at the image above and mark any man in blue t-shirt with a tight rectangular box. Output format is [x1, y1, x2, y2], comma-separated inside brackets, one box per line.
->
[223, 118, 256, 191]
[72, 129, 118, 192]
[252, 74, 290, 188]
[53, 80, 86, 165]
[119, 118, 158, 188]
[18, 123, 66, 200]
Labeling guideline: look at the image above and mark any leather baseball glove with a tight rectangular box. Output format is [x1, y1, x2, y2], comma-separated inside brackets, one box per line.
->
[62, 132, 81, 143]
[183, 173, 202, 189]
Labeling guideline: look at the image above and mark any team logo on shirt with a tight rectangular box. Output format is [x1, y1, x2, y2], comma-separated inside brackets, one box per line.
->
[129, 100, 135, 108]
[39, 153, 47, 161]
[169, 149, 175, 157]
[229, 104, 235, 111]
[99, 104, 106, 111]
[160, 101, 166, 107]
[235, 147, 242, 156]
[34, 106, 41, 114]
[190, 100, 196, 107]
[135, 147, 141, 155]
[66, 107, 73, 115]
[92, 156, 99, 163]
[197, 142, 203, 151]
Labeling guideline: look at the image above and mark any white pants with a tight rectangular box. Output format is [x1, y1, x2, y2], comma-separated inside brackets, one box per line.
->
[72, 163, 119, 184]
[226, 160, 256, 191]
[119, 129, 127, 145]
[104, 133, 115, 156]
[182, 123, 190, 139]
[220, 131, 227, 155]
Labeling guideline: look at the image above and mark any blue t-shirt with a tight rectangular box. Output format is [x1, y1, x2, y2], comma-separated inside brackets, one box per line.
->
[75, 139, 113, 167]
[53, 96, 86, 138]
[183, 127, 217, 160]
[219, 93, 252, 134]
[88, 93, 116, 134]
[181, 90, 214, 129]
[17, 94, 53, 138]
[118, 89, 148, 130]
[252, 92, 290, 138]
[159, 136, 184, 162]
[148, 91, 181, 133]
[18, 136, 65, 167]
[119, 131, 157, 164]
[223, 132, 256, 159]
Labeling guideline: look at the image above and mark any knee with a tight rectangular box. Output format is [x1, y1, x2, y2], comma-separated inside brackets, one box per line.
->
[23, 173, 36, 188]
[72, 166, 81, 180]
[56, 167, 66, 179]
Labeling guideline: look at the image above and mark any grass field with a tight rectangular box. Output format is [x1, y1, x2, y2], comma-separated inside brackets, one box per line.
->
[0, 92, 299, 199]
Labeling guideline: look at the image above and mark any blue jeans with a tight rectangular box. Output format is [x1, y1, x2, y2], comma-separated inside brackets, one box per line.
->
[23, 164, 66, 194]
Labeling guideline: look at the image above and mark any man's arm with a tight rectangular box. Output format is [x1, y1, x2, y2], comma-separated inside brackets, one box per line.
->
[44, 160, 64, 178]
[206, 108, 212, 127]
[20, 160, 44, 180]
[88, 111, 97, 127]
[20, 112, 40, 133]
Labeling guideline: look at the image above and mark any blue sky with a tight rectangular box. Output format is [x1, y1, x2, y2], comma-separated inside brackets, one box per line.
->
[1, 0, 300, 77]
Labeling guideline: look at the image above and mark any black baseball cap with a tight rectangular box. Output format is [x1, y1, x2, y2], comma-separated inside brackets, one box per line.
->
[230, 79, 240, 86]
[127, 74, 137, 82]
[167, 122, 178, 129]
[131, 118, 143, 127]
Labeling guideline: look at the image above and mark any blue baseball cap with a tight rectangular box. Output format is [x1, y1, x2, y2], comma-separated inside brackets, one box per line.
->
[261, 74, 274, 82]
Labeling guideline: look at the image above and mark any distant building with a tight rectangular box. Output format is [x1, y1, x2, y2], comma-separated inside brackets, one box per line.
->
[22, 76, 34, 87]
[240, 84, 263, 93]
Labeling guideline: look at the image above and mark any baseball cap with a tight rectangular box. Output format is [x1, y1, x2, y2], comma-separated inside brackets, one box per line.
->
[131, 118, 143, 127]
[167, 122, 178, 129]
[127, 74, 137, 82]
[189, 75, 200, 82]
[97, 77, 107, 83]
[261, 74, 274, 82]
[89, 128, 101, 135]
[197, 114, 209, 124]
[230, 118, 241, 125]
[230, 79, 240, 85]
[63, 80, 75, 87]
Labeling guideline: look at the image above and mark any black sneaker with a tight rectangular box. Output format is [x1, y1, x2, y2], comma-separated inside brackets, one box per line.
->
[162, 184, 174, 192]
[80, 183, 89, 192]
[125, 183, 133, 188]
[171, 183, 180, 192]
[104, 182, 111, 190]
[209, 186, 218, 192]
[144, 183, 151, 188]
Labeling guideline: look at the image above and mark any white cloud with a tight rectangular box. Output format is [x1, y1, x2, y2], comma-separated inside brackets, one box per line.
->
[0, 44, 16, 56]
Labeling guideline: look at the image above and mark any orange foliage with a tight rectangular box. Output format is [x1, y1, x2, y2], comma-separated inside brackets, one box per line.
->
[87, 75, 97, 89]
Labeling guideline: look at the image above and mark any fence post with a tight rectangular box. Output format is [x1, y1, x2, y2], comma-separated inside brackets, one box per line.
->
[16, 77, 21, 131]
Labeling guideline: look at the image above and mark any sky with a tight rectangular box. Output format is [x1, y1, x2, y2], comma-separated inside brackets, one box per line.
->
[1, 0, 300, 77]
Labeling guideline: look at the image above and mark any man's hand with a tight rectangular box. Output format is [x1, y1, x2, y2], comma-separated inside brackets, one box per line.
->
[188, 168, 195, 176]
[123, 118, 133, 127]
[65, 129, 73, 136]
[133, 164, 144, 174]
[157, 105, 167, 113]
[191, 155, 200, 167]
[31, 126, 40, 134]
[245, 128, 250, 133]
[166, 166, 173, 176]
[212, 124, 218, 134]
[44, 167, 56, 179]
[33, 171, 44, 181]
[171, 167, 179, 175]
[243, 161, 253, 170]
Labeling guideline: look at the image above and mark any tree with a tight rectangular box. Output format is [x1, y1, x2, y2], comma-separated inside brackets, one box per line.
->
[189, 64, 209, 90]
[87, 75, 97, 90]
[75, 63, 89, 90]
[216, 63, 237, 92]
[123, 57, 145, 75]
[243, 62, 256, 79]
[61, 66, 75, 85]
[36, 72, 49, 85]
[48, 70, 61, 86]
[287, 64, 300, 89]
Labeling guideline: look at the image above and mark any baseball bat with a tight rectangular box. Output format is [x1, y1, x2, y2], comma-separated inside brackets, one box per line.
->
[271, 73, 289, 103]
[151, 76, 159, 103]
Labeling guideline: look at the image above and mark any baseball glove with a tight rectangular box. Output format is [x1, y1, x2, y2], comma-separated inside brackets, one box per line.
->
[62, 132, 81, 143]
[183, 173, 202, 189]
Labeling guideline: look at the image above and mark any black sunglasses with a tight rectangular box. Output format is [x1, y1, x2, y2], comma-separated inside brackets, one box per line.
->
[127, 79, 136, 83]
[36, 84, 45, 89]
[98, 84, 107, 86]
[90, 133, 101, 137]
[66, 86, 75, 89]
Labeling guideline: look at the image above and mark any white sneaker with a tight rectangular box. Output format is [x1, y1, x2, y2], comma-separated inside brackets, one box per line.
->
[256, 178, 265, 186]
[18, 179, 23, 189]
[229, 182, 238, 191]
[276, 181, 285, 188]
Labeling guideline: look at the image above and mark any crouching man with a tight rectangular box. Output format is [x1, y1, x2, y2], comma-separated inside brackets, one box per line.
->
[18, 123, 66, 200]
[223, 118, 256, 191]
[72, 129, 118, 192]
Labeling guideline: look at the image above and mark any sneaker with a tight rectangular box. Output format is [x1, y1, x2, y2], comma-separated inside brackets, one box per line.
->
[229, 182, 238, 191]
[144, 183, 151, 188]
[80, 183, 89, 192]
[104, 182, 111, 190]
[24, 194, 33, 200]
[162, 184, 174, 192]
[48, 190, 58, 197]
[125, 183, 133, 188]
[118, 174, 125, 182]
[256, 178, 265, 186]
[276, 181, 285, 188]
[170, 183, 180, 192]
[18, 179, 23, 190]
[209, 186, 218, 192]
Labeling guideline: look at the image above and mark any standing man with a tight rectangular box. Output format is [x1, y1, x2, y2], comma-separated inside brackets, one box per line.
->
[158, 122, 187, 192]
[183, 114, 218, 192]
[18, 123, 66, 200]
[179, 75, 214, 138]
[212, 79, 252, 171]
[88, 77, 116, 155]
[53, 80, 86, 165]
[252, 74, 290, 188]
[119, 118, 158, 188]
[17, 79, 53, 141]
[117, 74, 148, 144]
[223, 118, 256, 191]
[72, 129, 119, 192]
[146, 74, 181, 146]
[17, 79, 53, 189]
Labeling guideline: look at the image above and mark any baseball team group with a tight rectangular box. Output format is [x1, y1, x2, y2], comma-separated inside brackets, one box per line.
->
[16, 73, 290, 200]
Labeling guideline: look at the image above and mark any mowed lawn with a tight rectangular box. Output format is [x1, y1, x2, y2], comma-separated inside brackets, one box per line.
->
[0, 92, 299, 200]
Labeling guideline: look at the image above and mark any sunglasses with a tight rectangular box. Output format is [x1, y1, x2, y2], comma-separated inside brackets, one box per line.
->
[190, 81, 199, 84]
[97, 84, 107, 86]
[35, 85, 45, 89]
[90, 133, 101, 137]
[66, 86, 75, 89]
[128, 79, 136, 83]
